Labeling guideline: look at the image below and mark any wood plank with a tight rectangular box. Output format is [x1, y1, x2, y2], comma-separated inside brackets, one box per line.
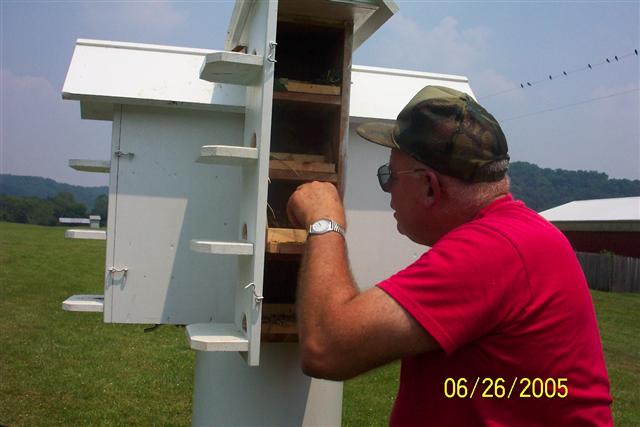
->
[269, 159, 335, 173]
[190, 240, 254, 255]
[62, 295, 105, 312]
[273, 91, 341, 106]
[65, 229, 107, 240]
[199, 51, 263, 85]
[197, 145, 258, 166]
[262, 304, 297, 340]
[266, 228, 306, 254]
[268, 168, 338, 183]
[270, 152, 327, 163]
[276, 78, 340, 96]
[337, 21, 353, 198]
[69, 159, 111, 173]
[186, 323, 249, 352]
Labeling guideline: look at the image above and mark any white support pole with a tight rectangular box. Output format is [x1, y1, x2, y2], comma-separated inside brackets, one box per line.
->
[191, 344, 342, 427]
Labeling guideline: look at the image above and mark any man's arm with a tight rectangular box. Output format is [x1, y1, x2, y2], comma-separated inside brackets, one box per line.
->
[287, 182, 440, 381]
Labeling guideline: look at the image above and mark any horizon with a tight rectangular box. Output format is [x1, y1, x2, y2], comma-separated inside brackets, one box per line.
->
[3, 155, 639, 192]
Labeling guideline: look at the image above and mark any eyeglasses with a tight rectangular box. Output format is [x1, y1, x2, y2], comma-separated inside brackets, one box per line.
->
[377, 163, 427, 193]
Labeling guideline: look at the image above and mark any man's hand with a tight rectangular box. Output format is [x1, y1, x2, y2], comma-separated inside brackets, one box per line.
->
[286, 181, 346, 229]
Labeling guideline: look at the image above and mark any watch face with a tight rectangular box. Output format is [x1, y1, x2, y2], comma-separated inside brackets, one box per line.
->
[311, 220, 330, 233]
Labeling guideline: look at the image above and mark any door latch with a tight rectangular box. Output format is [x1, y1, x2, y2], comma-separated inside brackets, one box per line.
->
[114, 150, 134, 159]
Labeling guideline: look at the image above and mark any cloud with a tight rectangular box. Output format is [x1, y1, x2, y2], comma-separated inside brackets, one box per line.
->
[377, 14, 489, 73]
[361, 14, 520, 106]
[81, 1, 188, 37]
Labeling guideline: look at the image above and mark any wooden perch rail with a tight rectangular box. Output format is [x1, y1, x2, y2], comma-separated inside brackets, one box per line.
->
[262, 304, 297, 342]
[275, 78, 341, 96]
[266, 227, 307, 254]
[268, 153, 337, 183]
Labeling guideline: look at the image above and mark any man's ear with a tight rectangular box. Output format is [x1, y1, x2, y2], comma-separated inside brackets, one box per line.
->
[424, 171, 441, 207]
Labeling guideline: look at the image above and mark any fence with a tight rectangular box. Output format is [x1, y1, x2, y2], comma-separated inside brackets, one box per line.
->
[576, 252, 640, 293]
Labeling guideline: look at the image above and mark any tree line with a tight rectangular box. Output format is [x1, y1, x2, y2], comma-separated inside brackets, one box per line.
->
[0, 192, 108, 227]
[0, 162, 638, 226]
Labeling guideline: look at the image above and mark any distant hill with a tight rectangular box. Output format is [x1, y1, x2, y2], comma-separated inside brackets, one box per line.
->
[0, 174, 107, 210]
[1, 164, 639, 214]
[509, 162, 640, 211]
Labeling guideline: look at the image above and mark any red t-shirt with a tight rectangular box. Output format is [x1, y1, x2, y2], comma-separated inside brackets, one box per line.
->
[378, 194, 612, 426]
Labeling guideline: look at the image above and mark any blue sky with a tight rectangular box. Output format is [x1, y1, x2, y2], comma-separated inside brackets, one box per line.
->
[1, 0, 638, 187]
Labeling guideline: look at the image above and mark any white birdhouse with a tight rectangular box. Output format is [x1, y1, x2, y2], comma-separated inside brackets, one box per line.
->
[61, 1, 476, 424]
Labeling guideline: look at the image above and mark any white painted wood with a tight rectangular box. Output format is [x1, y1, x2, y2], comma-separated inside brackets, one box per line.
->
[69, 159, 110, 173]
[187, 323, 249, 352]
[61, 37, 468, 124]
[200, 52, 263, 85]
[189, 240, 254, 255]
[352, 0, 398, 50]
[225, 0, 254, 51]
[196, 145, 258, 166]
[233, 0, 278, 367]
[103, 106, 121, 323]
[65, 229, 107, 240]
[192, 344, 343, 427]
[62, 40, 246, 121]
[104, 105, 243, 325]
[350, 65, 472, 122]
[59, 218, 90, 224]
[62, 295, 105, 312]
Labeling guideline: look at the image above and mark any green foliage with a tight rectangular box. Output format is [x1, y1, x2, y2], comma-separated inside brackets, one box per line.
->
[0, 192, 87, 226]
[509, 162, 640, 211]
[91, 194, 109, 226]
[50, 192, 87, 219]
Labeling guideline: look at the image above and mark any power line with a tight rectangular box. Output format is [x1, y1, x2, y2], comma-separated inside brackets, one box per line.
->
[478, 48, 638, 100]
[500, 87, 639, 122]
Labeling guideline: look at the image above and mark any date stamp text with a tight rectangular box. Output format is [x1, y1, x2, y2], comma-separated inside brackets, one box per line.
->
[444, 377, 568, 399]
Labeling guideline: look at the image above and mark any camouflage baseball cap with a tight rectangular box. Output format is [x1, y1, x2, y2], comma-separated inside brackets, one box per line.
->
[356, 85, 509, 182]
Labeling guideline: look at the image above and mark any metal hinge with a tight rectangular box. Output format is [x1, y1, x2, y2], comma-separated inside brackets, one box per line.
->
[244, 282, 264, 306]
[267, 41, 277, 63]
[108, 266, 129, 277]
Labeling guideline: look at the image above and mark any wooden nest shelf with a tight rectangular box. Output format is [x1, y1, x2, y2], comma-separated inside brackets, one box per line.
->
[269, 152, 337, 183]
[261, 304, 297, 342]
[266, 227, 306, 255]
[275, 78, 341, 96]
[273, 91, 341, 106]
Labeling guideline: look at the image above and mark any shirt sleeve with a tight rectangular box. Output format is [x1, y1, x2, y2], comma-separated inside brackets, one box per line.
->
[377, 223, 529, 355]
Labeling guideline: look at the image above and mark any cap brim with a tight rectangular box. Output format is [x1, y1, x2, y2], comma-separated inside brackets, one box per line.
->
[356, 122, 399, 149]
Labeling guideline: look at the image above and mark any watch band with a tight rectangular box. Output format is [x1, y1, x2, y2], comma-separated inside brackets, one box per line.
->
[308, 218, 346, 237]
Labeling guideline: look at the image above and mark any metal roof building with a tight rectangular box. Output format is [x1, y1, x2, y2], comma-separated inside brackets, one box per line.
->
[540, 197, 640, 258]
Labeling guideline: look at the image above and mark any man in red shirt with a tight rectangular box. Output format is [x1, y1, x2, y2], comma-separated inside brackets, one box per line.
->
[286, 86, 613, 425]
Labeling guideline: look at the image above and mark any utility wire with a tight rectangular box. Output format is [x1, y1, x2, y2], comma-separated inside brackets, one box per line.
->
[478, 49, 638, 100]
[500, 87, 639, 122]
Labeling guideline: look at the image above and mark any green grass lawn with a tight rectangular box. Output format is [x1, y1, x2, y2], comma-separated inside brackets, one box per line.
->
[1, 222, 638, 426]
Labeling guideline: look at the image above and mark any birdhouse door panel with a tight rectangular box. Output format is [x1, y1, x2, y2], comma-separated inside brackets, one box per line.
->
[104, 105, 245, 325]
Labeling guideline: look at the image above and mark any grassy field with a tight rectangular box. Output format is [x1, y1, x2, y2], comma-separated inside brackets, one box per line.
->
[1, 221, 638, 426]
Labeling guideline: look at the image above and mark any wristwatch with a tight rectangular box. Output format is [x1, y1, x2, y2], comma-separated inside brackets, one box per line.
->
[308, 218, 346, 237]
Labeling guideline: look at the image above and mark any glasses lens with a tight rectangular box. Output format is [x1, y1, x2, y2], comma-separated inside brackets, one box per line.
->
[377, 163, 391, 192]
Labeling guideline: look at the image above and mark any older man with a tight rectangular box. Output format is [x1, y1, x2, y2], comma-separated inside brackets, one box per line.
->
[286, 86, 612, 426]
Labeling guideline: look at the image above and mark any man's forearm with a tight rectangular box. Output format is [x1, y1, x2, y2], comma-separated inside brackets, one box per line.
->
[297, 232, 359, 369]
